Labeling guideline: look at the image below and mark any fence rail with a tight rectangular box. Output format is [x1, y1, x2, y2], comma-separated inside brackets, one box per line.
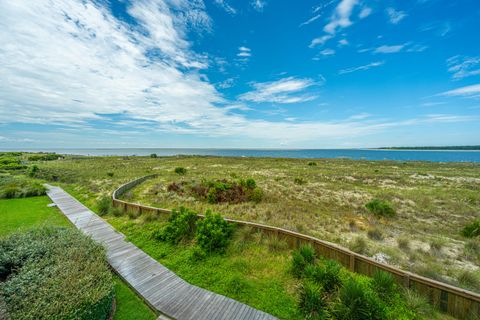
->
[112, 175, 480, 319]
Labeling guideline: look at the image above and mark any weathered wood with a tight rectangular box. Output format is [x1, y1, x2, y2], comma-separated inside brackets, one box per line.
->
[47, 185, 276, 320]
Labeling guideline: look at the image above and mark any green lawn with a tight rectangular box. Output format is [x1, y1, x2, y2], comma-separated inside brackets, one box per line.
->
[0, 196, 156, 320]
[0, 196, 70, 235]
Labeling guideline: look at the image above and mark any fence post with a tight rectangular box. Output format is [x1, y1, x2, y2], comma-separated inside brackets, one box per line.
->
[403, 274, 410, 288]
[349, 253, 356, 271]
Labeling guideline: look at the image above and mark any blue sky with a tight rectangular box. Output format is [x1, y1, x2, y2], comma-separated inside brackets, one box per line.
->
[0, 0, 479, 148]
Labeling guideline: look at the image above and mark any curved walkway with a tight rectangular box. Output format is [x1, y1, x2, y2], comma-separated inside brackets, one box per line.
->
[46, 185, 277, 320]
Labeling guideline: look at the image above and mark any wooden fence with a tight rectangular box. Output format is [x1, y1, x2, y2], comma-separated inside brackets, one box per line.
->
[112, 175, 480, 319]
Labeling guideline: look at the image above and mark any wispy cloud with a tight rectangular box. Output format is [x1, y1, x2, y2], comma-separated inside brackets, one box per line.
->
[386, 7, 407, 24]
[238, 77, 320, 104]
[251, 0, 267, 12]
[447, 56, 480, 80]
[339, 61, 385, 74]
[214, 0, 237, 15]
[310, 0, 360, 47]
[374, 44, 406, 54]
[439, 84, 480, 97]
[359, 7, 372, 19]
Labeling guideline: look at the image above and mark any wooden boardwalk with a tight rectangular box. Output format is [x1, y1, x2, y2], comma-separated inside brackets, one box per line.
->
[46, 186, 277, 320]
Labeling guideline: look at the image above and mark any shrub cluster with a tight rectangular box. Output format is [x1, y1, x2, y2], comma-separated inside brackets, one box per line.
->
[291, 245, 417, 320]
[0, 175, 46, 199]
[155, 207, 198, 244]
[27, 153, 62, 161]
[365, 199, 396, 217]
[462, 219, 480, 238]
[167, 178, 263, 204]
[0, 227, 113, 320]
[174, 167, 187, 175]
[0, 155, 26, 171]
[155, 208, 234, 253]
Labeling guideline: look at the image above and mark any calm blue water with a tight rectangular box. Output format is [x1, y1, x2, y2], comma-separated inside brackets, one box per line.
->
[7, 148, 480, 162]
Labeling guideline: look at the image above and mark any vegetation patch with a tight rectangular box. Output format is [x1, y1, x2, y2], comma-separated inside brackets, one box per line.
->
[0, 154, 26, 171]
[167, 178, 263, 204]
[27, 153, 63, 161]
[462, 219, 480, 238]
[0, 175, 46, 199]
[365, 199, 396, 217]
[0, 227, 113, 320]
[291, 245, 419, 320]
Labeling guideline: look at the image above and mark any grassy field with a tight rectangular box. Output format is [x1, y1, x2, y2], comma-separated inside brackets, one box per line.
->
[0, 196, 156, 320]
[26, 155, 480, 292]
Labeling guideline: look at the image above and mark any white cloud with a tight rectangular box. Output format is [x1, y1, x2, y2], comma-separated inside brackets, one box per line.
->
[339, 61, 385, 74]
[374, 44, 405, 54]
[324, 0, 359, 34]
[320, 48, 335, 56]
[386, 7, 407, 24]
[338, 39, 349, 46]
[300, 14, 322, 27]
[309, 35, 333, 48]
[359, 7, 372, 19]
[251, 0, 267, 11]
[447, 56, 480, 80]
[439, 84, 480, 97]
[237, 46, 252, 58]
[238, 77, 320, 104]
[214, 0, 236, 15]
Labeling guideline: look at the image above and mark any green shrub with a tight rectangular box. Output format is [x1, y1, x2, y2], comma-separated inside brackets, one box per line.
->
[334, 278, 386, 320]
[28, 165, 39, 177]
[196, 210, 234, 252]
[372, 271, 396, 300]
[298, 281, 328, 319]
[306, 260, 342, 293]
[106, 172, 114, 177]
[365, 199, 396, 217]
[248, 187, 263, 203]
[307, 161, 317, 166]
[0, 227, 113, 320]
[174, 167, 187, 175]
[245, 178, 256, 189]
[27, 154, 62, 161]
[156, 207, 198, 244]
[294, 177, 306, 185]
[349, 236, 368, 254]
[0, 175, 46, 199]
[402, 289, 435, 318]
[150, 153, 158, 158]
[462, 219, 480, 238]
[96, 196, 111, 216]
[291, 245, 316, 277]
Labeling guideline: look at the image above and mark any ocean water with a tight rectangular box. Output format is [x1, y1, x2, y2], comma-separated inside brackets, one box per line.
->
[9, 148, 480, 162]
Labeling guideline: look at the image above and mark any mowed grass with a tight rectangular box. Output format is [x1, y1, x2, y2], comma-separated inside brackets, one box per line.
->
[107, 215, 303, 320]
[0, 196, 156, 320]
[0, 196, 70, 235]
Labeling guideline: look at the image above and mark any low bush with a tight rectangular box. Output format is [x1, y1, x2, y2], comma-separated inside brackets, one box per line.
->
[462, 219, 480, 238]
[167, 178, 263, 204]
[0, 156, 26, 171]
[291, 245, 316, 278]
[96, 196, 111, 216]
[294, 177, 306, 185]
[27, 153, 62, 161]
[306, 260, 342, 293]
[298, 281, 328, 320]
[365, 199, 396, 217]
[349, 236, 368, 254]
[150, 153, 158, 158]
[0, 227, 113, 320]
[155, 207, 198, 244]
[0, 175, 46, 199]
[196, 210, 234, 252]
[334, 278, 386, 320]
[367, 228, 384, 241]
[307, 161, 317, 166]
[372, 271, 396, 301]
[174, 167, 187, 175]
